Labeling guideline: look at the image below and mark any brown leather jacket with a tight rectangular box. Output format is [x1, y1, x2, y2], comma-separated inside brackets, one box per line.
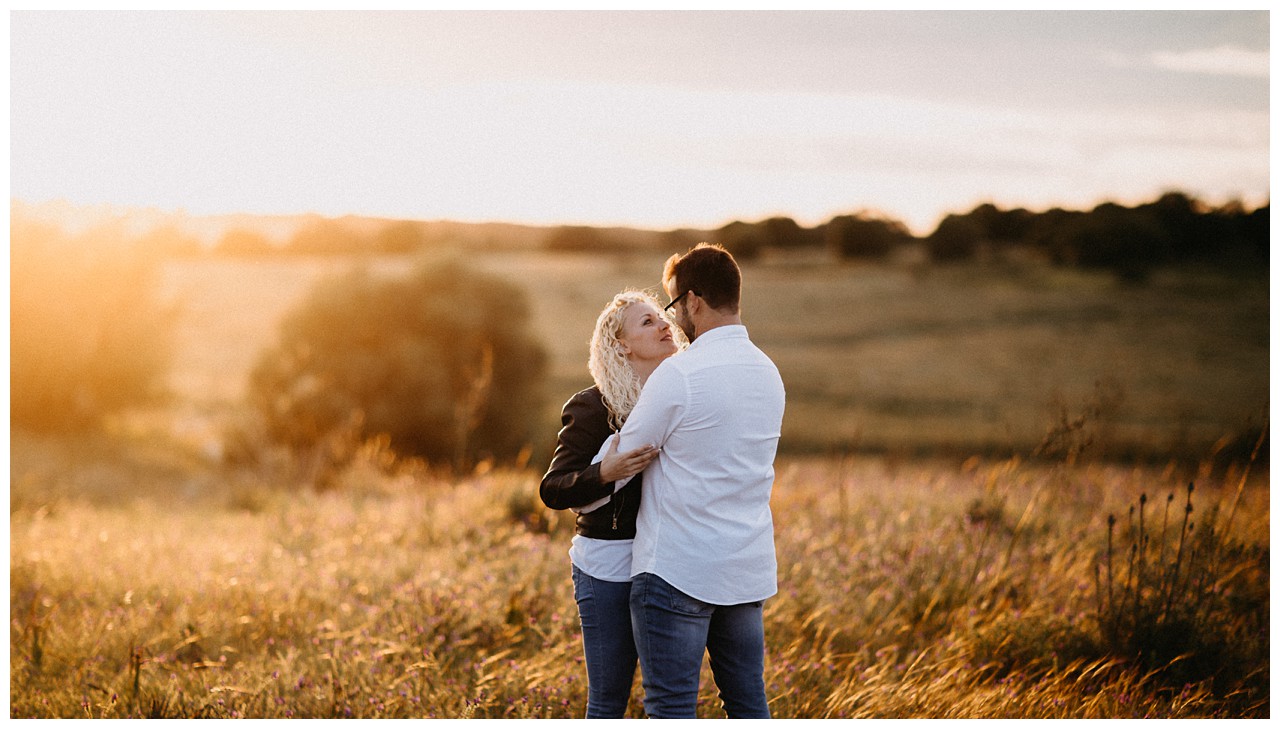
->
[539, 386, 642, 540]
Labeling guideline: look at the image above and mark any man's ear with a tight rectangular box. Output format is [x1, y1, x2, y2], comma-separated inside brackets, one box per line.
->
[686, 292, 702, 316]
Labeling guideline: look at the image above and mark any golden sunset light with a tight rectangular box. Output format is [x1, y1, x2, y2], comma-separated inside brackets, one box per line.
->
[10, 10, 1269, 233]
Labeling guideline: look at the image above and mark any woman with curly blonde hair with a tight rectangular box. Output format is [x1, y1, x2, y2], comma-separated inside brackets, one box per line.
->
[539, 289, 686, 718]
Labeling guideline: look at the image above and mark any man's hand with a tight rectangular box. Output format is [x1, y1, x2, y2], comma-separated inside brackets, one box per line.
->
[599, 437, 658, 483]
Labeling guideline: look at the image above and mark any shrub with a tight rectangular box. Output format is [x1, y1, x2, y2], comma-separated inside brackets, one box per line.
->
[11, 217, 175, 431]
[761, 216, 822, 249]
[1241, 204, 1268, 261]
[1061, 204, 1172, 283]
[1029, 208, 1084, 255]
[713, 221, 766, 261]
[248, 258, 547, 469]
[926, 214, 983, 262]
[967, 203, 1035, 245]
[826, 214, 913, 259]
[1137, 192, 1201, 259]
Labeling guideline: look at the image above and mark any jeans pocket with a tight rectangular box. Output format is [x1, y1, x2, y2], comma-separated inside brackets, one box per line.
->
[663, 580, 712, 617]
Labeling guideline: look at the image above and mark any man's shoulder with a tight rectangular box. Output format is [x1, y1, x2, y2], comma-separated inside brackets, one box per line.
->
[693, 328, 780, 369]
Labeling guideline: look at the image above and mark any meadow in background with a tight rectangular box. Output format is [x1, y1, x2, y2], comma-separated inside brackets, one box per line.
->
[9, 198, 1269, 717]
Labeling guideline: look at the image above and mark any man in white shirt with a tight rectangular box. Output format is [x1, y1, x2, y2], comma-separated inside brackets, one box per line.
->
[615, 243, 785, 718]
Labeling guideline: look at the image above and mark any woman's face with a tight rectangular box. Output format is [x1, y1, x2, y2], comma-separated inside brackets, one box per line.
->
[618, 301, 678, 365]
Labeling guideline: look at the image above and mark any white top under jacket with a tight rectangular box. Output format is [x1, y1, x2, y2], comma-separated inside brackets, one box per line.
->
[567, 435, 633, 582]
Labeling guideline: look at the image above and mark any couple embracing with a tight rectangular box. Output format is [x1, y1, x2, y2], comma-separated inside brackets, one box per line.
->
[540, 243, 786, 719]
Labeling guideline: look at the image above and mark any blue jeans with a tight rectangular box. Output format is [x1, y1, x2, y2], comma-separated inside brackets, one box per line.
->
[571, 564, 639, 718]
[629, 572, 770, 719]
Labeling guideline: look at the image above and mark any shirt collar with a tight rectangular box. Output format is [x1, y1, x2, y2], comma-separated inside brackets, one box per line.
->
[689, 324, 747, 348]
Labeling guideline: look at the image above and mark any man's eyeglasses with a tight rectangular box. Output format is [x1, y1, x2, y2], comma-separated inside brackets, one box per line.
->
[664, 290, 695, 312]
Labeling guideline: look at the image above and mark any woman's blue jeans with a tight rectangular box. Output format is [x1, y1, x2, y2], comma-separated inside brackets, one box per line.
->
[571, 564, 639, 718]
[629, 572, 770, 719]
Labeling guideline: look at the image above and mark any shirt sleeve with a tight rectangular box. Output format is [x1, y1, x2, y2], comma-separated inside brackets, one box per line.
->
[615, 359, 686, 455]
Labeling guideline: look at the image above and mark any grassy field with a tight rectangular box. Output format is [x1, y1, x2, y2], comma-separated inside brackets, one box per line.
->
[9, 428, 1270, 719]
[10, 249, 1270, 718]
[152, 249, 1268, 464]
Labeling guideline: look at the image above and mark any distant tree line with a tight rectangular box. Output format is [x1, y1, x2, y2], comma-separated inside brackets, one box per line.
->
[924, 193, 1269, 281]
[16, 190, 1267, 279]
[709, 191, 1268, 282]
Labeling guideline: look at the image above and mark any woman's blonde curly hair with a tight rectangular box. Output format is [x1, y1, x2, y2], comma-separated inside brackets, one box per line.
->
[588, 290, 688, 430]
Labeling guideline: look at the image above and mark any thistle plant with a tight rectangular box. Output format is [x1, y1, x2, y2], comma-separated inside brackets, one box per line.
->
[1094, 481, 1267, 692]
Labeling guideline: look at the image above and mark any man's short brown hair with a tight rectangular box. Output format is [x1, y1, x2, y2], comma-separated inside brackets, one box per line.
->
[663, 242, 741, 313]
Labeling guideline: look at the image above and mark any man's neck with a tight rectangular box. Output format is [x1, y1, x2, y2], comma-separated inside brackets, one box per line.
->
[692, 313, 743, 340]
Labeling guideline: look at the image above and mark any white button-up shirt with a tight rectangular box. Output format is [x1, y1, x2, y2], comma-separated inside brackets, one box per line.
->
[616, 324, 785, 605]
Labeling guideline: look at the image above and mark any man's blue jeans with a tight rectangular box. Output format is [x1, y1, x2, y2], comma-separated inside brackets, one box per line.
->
[629, 572, 770, 718]
[571, 565, 639, 718]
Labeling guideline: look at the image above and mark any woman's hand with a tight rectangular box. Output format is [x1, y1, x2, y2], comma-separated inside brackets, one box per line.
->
[599, 437, 658, 483]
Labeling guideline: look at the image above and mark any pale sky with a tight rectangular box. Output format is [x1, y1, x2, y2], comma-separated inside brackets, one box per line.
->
[9, 9, 1271, 234]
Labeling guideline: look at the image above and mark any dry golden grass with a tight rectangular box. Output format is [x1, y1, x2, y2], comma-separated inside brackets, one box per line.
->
[9, 432, 1269, 718]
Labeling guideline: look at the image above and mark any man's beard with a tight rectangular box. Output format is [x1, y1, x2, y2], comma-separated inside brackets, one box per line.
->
[677, 314, 696, 342]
